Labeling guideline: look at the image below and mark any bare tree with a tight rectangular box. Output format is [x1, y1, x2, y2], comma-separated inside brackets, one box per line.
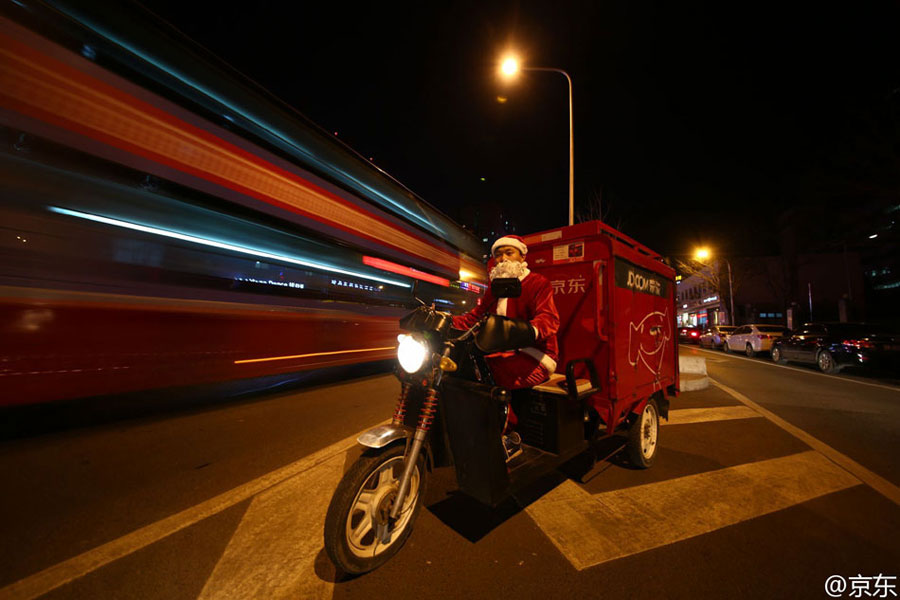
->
[675, 257, 758, 322]
[576, 186, 626, 231]
[675, 258, 729, 297]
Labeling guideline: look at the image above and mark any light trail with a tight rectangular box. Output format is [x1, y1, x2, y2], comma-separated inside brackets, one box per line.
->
[48, 207, 410, 288]
[234, 346, 396, 364]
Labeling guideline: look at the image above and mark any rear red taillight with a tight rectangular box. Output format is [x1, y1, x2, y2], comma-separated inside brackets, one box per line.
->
[843, 339, 875, 349]
[691, 331, 698, 337]
[757, 334, 771, 340]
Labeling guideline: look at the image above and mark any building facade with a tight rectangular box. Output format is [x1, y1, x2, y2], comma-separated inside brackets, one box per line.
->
[676, 253, 865, 329]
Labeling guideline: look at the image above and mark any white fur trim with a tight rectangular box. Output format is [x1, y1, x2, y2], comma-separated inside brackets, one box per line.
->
[521, 347, 557, 374]
[491, 236, 528, 256]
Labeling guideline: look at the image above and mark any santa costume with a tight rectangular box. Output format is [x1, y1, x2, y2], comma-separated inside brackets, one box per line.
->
[452, 235, 560, 402]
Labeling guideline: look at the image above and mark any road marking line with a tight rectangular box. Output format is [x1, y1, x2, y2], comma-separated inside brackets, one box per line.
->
[198, 454, 344, 600]
[0, 423, 386, 600]
[709, 379, 900, 506]
[687, 346, 900, 393]
[663, 406, 761, 426]
[526, 451, 859, 571]
[235, 347, 395, 364]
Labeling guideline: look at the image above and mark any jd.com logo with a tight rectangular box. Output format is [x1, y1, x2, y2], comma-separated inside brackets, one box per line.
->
[824, 574, 897, 598]
[626, 270, 662, 296]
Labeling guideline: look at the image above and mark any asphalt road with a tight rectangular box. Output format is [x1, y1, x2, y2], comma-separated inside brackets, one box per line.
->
[0, 353, 897, 600]
[683, 344, 900, 486]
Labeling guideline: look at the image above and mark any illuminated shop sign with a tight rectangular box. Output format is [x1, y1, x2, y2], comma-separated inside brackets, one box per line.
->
[331, 279, 381, 292]
[236, 276, 304, 289]
[702, 295, 719, 303]
[455, 281, 484, 294]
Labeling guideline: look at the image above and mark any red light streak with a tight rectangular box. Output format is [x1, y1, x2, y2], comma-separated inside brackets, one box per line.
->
[363, 256, 450, 287]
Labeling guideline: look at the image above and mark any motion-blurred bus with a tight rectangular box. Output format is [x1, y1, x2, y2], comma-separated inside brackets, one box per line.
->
[0, 0, 485, 405]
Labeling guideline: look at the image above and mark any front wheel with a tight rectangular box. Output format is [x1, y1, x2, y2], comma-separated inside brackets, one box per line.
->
[626, 397, 659, 468]
[324, 443, 426, 574]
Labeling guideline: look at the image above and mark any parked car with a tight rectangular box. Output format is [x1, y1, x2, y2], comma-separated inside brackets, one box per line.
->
[771, 322, 900, 373]
[678, 327, 701, 344]
[724, 324, 791, 357]
[699, 325, 737, 349]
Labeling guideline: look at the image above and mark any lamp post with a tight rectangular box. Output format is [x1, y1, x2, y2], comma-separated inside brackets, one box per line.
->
[499, 56, 575, 226]
[695, 248, 735, 326]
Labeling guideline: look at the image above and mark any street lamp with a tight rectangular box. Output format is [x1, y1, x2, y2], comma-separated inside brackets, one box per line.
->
[498, 54, 575, 227]
[694, 247, 735, 326]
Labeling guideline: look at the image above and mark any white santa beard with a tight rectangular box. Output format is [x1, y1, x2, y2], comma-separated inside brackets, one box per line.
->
[489, 260, 529, 280]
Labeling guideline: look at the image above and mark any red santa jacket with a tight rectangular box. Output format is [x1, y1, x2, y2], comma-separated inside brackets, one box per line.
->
[452, 270, 560, 373]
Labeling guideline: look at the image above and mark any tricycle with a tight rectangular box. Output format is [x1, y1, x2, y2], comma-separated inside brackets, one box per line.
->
[324, 221, 677, 574]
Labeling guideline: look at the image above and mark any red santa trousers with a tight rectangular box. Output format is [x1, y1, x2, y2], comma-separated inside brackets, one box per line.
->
[485, 351, 550, 427]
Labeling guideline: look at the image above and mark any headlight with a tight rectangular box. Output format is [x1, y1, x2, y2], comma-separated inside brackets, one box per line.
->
[397, 334, 429, 373]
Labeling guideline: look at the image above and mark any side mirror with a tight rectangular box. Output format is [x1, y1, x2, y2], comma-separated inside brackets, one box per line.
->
[399, 305, 451, 334]
[491, 277, 521, 298]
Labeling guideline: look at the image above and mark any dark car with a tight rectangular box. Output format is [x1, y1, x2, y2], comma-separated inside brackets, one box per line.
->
[678, 326, 701, 344]
[771, 322, 900, 373]
[699, 325, 736, 349]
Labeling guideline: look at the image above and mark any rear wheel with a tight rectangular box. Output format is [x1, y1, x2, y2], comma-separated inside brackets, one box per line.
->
[745, 343, 756, 358]
[324, 443, 426, 574]
[817, 350, 841, 374]
[771, 346, 787, 365]
[626, 397, 659, 468]
[723, 341, 732, 353]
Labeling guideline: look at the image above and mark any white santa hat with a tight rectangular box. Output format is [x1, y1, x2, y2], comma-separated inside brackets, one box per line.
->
[491, 235, 528, 256]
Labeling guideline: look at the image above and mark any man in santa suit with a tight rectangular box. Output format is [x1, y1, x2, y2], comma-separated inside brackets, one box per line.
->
[452, 235, 560, 457]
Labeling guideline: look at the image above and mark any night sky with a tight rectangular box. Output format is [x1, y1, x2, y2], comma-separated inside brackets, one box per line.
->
[137, 0, 900, 257]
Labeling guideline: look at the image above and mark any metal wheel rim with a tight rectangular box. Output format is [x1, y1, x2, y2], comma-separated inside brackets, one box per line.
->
[818, 352, 832, 371]
[345, 456, 419, 559]
[772, 348, 780, 362]
[640, 404, 658, 459]
[746, 344, 753, 356]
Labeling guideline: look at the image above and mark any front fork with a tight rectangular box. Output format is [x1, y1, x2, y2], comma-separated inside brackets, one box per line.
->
[388, 345, 453, 523]
[390, 385, 438, 519]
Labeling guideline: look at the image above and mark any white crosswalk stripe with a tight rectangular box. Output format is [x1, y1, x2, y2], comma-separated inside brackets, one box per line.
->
[525, 451, 860, 570]
[198, 454, 345, 600]
[663, 405, 761, 425]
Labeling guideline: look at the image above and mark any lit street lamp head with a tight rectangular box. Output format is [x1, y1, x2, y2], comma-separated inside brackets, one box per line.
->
[689, 246, 735, 326]
[500, 56, 519, 78]
[494, 52, 575, 226]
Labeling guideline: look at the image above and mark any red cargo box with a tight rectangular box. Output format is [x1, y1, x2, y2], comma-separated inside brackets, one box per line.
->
[523, 220, 678, 432]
